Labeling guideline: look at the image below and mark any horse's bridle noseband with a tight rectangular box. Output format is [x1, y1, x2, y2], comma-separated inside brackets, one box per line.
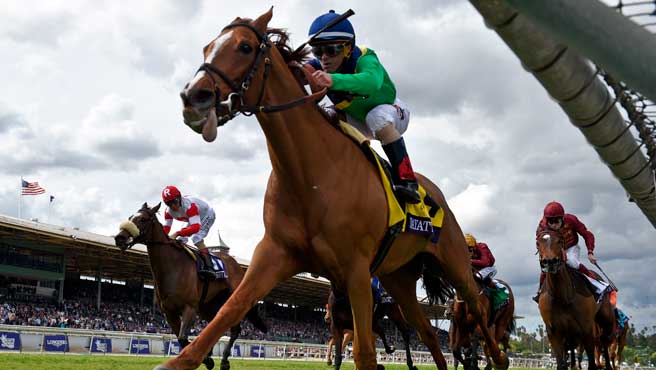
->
[193, 22, 327, 126]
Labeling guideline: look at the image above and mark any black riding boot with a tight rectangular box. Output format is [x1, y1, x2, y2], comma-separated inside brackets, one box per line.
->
[199, 249, 216, 278]
[382, 137, 421, 204]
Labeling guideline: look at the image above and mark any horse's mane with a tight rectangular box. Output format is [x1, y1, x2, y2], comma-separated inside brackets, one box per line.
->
[267, 28, 311, 64]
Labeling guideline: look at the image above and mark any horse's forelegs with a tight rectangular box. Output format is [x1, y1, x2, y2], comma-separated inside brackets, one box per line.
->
[333, 326, 344, 370]
[380, 270, 447, 370]
[348, 263, 378, 370]
[219, 324, 240, 370]
[156, 240, 299, 370]
[178, 306, 196, 343]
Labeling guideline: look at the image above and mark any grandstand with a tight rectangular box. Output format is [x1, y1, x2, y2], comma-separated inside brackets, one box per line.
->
[0, 213, 447, 347]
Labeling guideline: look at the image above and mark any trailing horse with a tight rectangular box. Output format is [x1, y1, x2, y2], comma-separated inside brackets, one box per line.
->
[158, 8, 509, 370]
[114, 203, 267, 370]
[450, 279, 515, 370]
[328, 287, 418, 370]
[536, 230, 615, 370]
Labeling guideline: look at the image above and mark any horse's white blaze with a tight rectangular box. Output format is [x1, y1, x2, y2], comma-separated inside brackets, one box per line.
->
[542, 234, 551, 240]
[205, 31, 233, 64]
[186, 31, 233, 93]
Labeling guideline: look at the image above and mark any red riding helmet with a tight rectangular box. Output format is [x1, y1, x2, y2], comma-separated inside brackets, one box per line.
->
[543, 201, 565, 218]
[162, 185, 181, 203]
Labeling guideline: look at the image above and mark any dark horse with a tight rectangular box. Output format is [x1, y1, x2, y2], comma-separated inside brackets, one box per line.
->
[450, 279, 515, 370]
[114, 203, 267, 370]
[328, 287, 418, 370]
[536, 230, 615, 370]
[158, 8, 509, 370]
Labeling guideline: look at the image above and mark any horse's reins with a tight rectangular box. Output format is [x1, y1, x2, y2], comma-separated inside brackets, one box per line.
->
[195, 22, 327, 126]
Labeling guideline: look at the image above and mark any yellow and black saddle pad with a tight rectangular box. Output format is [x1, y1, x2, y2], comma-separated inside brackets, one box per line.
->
[337, 121, 445, 272]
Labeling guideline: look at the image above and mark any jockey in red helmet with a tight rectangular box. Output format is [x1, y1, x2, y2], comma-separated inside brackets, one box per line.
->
[533, 201, 610, 302]
[161, 185, 217, 277]
[305, 10, 421, 204]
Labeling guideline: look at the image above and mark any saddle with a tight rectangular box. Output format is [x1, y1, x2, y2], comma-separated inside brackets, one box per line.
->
[175, 241, 227, 280]
[568, 267, 611, 303]
[337, 121, 445, 272]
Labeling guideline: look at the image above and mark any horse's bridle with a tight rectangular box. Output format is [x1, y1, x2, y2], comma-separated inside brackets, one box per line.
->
[538, 231, 564, 273]
[120, 211, 156, 249]
[194, 22, 327, 126]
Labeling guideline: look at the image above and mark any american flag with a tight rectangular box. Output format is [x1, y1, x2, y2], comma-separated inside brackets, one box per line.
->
[21, 180, 45, 195]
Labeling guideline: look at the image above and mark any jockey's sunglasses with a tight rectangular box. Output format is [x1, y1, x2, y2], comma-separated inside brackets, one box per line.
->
[311, 43, 346, 58]
[546, 217, 562, 225]
[165, 197, 181, 207]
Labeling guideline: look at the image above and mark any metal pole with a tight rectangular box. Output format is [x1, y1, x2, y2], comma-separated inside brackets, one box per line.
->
[504, 0, 656, 104]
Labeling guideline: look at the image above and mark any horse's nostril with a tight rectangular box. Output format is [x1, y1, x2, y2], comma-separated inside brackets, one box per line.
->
[189, 88, 215, 109]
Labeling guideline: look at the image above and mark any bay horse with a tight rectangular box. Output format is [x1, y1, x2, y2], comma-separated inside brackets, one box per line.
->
[114, 202, 267, 370]
[450, 279, 515, 370]
[158, 8, 508, 370]
[536, 230, 615, 370]
[609, 316, 629, 370]
[328, 287, 418, 370]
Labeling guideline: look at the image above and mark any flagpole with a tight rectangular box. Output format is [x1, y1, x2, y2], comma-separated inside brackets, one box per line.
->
[18, 176, 22, 219]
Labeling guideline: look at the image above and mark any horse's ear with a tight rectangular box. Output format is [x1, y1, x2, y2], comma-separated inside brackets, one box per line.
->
[141, 202, 148, 210]
[151, 202, 161, 214]
[252, 7, 273, 34]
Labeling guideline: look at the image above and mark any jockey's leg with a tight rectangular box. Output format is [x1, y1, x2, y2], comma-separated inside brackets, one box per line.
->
[577, 263, 597, 280]
[380, 127, 421, 204]
[196, 240, 214, 275]
[533, 272, 546, 303]
[366, 99, 420, 204]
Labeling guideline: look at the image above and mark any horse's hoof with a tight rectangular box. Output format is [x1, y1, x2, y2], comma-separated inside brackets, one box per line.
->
[203, 357, 215, 370]
[376, 365, 385, 370]
[327, 360, 332, 366]
[412, 367, 419, 370]
[220, 359, 230, 370]
[493, 351, 509, 370]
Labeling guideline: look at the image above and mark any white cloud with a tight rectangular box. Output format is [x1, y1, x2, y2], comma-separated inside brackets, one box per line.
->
[0, 0, 654, 332]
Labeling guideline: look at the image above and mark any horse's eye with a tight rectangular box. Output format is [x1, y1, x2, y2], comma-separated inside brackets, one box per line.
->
[239, 42, 253, 54]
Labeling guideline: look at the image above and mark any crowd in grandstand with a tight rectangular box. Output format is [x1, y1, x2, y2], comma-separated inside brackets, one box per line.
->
[0, 277, 448, 351]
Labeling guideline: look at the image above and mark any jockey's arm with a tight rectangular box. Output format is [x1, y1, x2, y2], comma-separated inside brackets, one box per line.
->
[177, 203, 201, 237]
[572, 215, 595, 254]
[163, 210, 173, 235]
[330, 53, 384, 96]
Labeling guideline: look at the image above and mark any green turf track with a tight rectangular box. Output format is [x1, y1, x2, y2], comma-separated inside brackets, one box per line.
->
[0, 354, 542, 370]
[0, 354, 445, 370]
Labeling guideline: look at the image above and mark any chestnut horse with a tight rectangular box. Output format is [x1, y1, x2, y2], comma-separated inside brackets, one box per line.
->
[536, 230, 615, 370]
[609, 317, 629, 370]
[114, 203, 267, 370]
[450, 279, 515, 370]
[328, 287, 418, 370]
[158, 8, 508, 370]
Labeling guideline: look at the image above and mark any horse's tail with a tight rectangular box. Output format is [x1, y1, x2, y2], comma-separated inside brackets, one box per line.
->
[245, 306, 268, 334]
[420, 253, 455, 305]
[508, 316, 517, 335]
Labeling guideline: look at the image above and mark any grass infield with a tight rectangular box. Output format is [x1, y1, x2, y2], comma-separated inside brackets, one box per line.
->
[0, 353, 542, 370]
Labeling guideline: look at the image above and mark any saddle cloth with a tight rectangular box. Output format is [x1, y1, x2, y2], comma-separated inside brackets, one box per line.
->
[338, 121, 444, 242]
[178, 243, 227, 280]
[486, 280, 510, 311]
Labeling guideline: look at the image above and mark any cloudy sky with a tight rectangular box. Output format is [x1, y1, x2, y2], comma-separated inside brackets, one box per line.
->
[1, 0, 654, 332]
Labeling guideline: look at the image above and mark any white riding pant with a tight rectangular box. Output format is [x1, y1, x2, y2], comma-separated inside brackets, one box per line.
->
[478, 266, 497, 280]
[180, 209, 215, 245]
[567, 244, 609, 293]
[341, 98, 411, 140]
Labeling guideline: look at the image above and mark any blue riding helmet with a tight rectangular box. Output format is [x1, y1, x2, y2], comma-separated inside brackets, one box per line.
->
[308, 10, 355, 45]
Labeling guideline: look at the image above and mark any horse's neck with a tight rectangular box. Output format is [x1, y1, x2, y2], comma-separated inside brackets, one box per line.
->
[145, 224, 182, 286]
[255, 55, 352, 195]
[545, 266, 574, 303]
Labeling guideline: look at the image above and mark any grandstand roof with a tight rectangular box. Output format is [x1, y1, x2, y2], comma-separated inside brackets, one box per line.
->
[0, 214, 446, 318]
